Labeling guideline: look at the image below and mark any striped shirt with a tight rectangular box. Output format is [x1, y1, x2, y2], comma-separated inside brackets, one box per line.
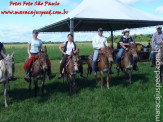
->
[152, 31, 163, 48]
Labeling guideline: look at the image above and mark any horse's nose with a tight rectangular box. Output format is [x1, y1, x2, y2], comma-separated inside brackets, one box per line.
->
[108, 58, 113, 63]
[43, 65, 48, 71]
[74, 65, 79, 72]
[133, 55, 138, 61]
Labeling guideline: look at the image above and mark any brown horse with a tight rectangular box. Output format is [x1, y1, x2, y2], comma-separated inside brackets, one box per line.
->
[62, 52, 80, 93]
[117, 43, 138, 84]
[87, 46, 114, 89]
[28, 46, 49, 97]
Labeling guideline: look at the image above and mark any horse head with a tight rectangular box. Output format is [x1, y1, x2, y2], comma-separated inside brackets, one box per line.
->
[1, 52, 15, 80]
[100, 46, 114, 64]
[128, 42, 138, 61]
[71, 49, 79, 72]
[38, 46, 48, 71]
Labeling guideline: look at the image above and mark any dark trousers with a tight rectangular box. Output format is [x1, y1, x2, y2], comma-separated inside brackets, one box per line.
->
[60, 54, 69, 74]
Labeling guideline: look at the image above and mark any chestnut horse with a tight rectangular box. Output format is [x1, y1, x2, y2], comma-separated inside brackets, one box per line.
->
[117, 43, 138, 84]
[87, 46, 114, 89]
[62, 52, 80, 93]
[28, 46, 49, 97]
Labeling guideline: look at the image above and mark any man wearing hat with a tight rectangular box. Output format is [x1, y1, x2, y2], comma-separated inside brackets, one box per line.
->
[116, 28, 138, 70]
[150, 25, 163, 67]
[92, 28, 108, 76]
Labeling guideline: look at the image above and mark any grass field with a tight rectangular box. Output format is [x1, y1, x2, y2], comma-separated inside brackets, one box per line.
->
[0, 43, 162, 122]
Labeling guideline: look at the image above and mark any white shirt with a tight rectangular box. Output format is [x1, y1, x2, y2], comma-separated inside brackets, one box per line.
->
[64, 41, 75, 55]
[92, 35, 108, 49]
[28, 38, 42, 53]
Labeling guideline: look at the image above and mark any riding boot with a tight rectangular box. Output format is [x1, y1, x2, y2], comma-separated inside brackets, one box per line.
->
[116, 64, 120, 70]
[9, 65, 17, 81]
[151, 60, 155, 67]
[133, 64, 138, 71]
[47, 67, 56, 80]
[24, 71, 30, 81]
[58, 63, 64, 79]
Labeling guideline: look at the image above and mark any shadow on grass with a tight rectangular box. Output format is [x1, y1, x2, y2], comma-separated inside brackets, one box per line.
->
[8, 71, 149, 104]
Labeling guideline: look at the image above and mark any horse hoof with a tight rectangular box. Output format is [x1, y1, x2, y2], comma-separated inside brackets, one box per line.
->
[5, 104, 8, 107]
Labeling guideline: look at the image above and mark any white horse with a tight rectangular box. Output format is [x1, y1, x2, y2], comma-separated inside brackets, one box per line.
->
[0, 52, 14, 107]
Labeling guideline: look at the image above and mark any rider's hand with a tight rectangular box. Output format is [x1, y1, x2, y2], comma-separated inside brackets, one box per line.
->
[100, 47, 105, 51]
[63, 52, 67, 55]
[125, 48, 129, 51]
[29, 54, 31, 58]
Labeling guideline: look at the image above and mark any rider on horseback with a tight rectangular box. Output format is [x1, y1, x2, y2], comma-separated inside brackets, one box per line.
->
[116, 28, 138, 70]
[58, 34, 85, 79]
[92, 28, 108, 76]
[151, 25, 163, 67]
[0, 41, 17, 81]
[24, 30, 55, 80]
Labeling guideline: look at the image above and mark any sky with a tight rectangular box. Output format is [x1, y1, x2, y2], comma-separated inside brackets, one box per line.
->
[0, 0, 163, 43]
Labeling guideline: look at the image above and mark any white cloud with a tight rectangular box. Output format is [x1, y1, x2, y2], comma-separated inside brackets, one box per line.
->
[118, 0, 157, 4]
[155, 6, 163, 14]
[144, 0, 157, 2]
[118, 0, 139, 4]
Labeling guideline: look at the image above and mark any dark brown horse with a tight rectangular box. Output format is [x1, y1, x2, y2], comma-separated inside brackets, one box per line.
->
[28, 46, 49, 97]
[87, 46, 114, 89]
[117, 43, 138, 84]
[62, 52, 80, 93]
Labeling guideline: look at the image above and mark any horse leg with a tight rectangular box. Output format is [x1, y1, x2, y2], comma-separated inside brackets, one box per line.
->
[34, 79, 38, 97]
[100, 71, 103, 89]
[107, 73, 110, 89]
[62, 74, 64, 84]
[4, 82, 8, 107]
[41, 77, 45, 96]
[129, 70, 133, 84]
[8, 82, 10, 97]
[68, 75, 72, 94]
[72, 75, 77, 93]
[87, 66, 89, 78]
[124, 69, 128, 80]
[29, 78, 32, 91]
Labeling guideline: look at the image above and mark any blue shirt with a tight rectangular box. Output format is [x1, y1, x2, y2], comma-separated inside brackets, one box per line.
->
[120, 36, 133, 48]
[0, 42, 4, 52]
[28, 39, 42, 53]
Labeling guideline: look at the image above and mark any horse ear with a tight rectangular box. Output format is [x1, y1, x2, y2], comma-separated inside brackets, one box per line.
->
[1, 52, 6, 58]
[11, 51, 15, 58]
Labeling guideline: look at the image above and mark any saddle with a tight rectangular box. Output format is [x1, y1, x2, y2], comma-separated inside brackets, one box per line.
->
[24, 55, 38, 70]
[89, 52, 101, 62]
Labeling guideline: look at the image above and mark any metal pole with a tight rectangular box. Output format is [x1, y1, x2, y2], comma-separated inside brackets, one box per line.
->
[70, 19, 74, 41]
[111, 31, 114, 48]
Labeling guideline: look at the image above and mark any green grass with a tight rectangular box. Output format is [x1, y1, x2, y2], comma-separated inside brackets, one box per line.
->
[0, 43, 162, 122]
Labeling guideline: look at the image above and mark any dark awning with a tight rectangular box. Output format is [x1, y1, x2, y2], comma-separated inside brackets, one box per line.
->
[38, 18, 163, 32]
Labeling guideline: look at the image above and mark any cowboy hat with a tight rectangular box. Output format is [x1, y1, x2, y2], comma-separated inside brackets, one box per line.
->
[122, 28, 130, 34]
[157, 25, 162, 29]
